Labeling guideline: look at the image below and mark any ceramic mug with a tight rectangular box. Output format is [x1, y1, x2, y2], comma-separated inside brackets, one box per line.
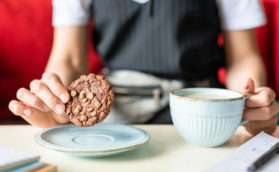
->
[169, 88, 249, 147]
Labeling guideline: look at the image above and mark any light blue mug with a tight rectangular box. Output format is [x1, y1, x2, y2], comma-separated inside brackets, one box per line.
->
[170, 88, 249, 147]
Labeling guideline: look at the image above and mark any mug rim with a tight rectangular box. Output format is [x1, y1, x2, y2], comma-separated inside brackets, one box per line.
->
[170, 88, 245, 102]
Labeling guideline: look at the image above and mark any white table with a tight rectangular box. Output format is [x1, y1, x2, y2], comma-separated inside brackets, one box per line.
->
[0, 125, 279, 172]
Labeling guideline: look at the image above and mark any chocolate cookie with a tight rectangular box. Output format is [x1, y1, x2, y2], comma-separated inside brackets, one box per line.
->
[65, 74, 114, 127]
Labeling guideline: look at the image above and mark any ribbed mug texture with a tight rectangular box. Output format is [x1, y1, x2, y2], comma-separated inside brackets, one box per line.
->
[170, 88, 245, 147]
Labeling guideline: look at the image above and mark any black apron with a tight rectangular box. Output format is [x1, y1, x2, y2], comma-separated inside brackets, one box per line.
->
[92, 0, 225, 82]
[92, 0, 225, 123]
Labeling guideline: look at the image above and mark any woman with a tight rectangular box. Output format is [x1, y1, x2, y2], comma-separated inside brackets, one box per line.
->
[9, 0, 279, 135]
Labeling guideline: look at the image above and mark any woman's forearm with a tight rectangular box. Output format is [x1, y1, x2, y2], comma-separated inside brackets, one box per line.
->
[45, 56, 86, 87]
[223, 29, 267, 92]
[226, 55, 266, 91]
[45, 26, 89, 87]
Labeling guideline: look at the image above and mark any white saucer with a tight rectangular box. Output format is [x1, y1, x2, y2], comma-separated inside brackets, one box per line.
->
[35, 123, 150, 158]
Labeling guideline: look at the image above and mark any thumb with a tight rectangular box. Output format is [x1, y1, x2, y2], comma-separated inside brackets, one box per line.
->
[241, 77, 255, 94]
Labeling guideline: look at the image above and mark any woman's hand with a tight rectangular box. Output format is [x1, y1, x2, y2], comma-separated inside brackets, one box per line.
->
[9, 72, 70, 128]
[242, 78, 279, 135]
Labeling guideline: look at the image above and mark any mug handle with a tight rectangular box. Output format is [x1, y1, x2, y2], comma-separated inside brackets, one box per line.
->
[240, 120, 248, 125]
[240, 93, 254, 125]
[243, 93, 254, 100]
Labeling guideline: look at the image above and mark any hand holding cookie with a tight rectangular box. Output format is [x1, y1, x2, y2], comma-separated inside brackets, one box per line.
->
[9, 73, 113, 128]
[9, 73, 71, 128]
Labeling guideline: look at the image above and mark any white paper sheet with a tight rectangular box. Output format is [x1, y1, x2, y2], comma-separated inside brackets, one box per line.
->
[205, 132, 279, 172]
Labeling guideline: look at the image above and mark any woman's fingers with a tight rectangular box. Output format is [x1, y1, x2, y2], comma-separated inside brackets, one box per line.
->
[30, 79, 65, 114]
[244, 115, 278, 135]
[9, 100, 62, 128]
[42, 73, 70, 103]
[16, 88, 50, 112]
[9, 73, 71, 128]
[243, 101, 279, 121]
[8, 100, 32, 117]
[245, 87, 276, 108]
[9, 100, 69, 128]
